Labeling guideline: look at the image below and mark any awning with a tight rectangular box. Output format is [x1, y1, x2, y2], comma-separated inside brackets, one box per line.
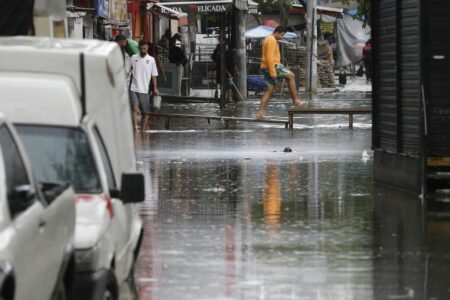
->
[147, 3, 188, 19]
[245, 26, 298, 39]
[291, 1, 344, 17]
[156, 0, 233, 13]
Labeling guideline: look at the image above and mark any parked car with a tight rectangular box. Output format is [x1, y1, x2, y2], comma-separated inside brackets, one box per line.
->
[0, 114, 76, 300]
[0, 37, 145, 300]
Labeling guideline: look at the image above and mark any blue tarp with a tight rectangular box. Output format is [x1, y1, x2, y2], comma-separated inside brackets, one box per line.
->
[245, 26, 298, 39]
[96, 0, 109, 19]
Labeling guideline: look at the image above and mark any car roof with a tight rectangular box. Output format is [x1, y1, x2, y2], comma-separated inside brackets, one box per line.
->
[0, 72, 81, 126]
[0, 36, 116, 56]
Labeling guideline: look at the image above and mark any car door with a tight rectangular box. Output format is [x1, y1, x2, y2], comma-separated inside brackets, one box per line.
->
[89, 124, 133, 280]
[15, 124, 76, 300]
[0, 124, 50, 300]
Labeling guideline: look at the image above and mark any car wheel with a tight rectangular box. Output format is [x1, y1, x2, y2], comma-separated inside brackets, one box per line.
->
[103, 270, 118, 300]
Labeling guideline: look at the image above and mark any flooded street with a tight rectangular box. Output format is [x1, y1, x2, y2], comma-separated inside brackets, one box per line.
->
[128, 95, 450, 300]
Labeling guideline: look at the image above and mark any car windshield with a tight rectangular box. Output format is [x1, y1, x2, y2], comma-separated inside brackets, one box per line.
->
[16, 125, 102, 194]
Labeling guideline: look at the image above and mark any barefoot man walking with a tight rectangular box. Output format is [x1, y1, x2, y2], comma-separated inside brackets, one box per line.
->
[256, 26, 306, 120]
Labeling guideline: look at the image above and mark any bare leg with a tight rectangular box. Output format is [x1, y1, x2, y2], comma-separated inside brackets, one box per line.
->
[141, 114, 149, 132]
[214, 83, 220, 98]
[256, 84, 276, 119]
[286, 73, 306, 107]
[132, 106, 140, 132]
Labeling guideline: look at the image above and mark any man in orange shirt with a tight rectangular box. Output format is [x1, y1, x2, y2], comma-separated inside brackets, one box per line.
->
[256, 26, 306, 120]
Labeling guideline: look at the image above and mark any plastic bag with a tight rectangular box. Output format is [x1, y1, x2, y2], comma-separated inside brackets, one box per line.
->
[153, 95, 162, 110]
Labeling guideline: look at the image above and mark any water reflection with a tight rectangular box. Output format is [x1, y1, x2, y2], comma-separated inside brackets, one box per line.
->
[263, 164, 282, 234]
[373, 186, 450, 300]
[134, 153, 374, 299]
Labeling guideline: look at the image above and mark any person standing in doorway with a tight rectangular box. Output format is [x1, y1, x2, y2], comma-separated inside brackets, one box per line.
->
[211, 42, 222, 99]
[168, 34, 187, 95]
[130, 40, 159, 132]
[158, 28, 171, 50]
[362, 39, 373, 83]
[256, 26, 306, 120]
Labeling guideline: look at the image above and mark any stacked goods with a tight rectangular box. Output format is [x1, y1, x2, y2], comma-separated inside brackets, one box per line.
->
[317, 41, 335, 88]
[281, 43, 335, 88]
[318, 60, 336, 88]
[283, 45, 307, 86]
[284, 45, 306, 67]
[317, 40, 333, 62]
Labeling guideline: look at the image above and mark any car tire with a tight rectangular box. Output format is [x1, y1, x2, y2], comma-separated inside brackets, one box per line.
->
[103, 270, 118, 300]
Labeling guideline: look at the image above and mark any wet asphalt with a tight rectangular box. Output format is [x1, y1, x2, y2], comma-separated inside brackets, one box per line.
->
[121, 91, 450, 300]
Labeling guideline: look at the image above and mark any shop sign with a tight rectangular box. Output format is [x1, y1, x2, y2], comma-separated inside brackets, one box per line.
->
[248, 7, 258, 14]
[320, 22, 334, 33]
[198, 4, 228, 12]
[161, 4, 231, 13]
[160, 1, 232, 13]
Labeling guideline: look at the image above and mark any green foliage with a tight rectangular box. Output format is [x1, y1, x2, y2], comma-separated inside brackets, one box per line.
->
[257, 0, 293, 14]
[342, 0, 372, 28]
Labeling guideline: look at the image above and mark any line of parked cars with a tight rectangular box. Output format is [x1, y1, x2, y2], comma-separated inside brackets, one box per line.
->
[0, 37, 144, 300]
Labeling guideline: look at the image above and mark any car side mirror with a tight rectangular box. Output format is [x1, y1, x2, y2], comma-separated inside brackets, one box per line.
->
[8, 184, 35, 216]
[121, 173, 145, 204]
[109, 188, 121, 199]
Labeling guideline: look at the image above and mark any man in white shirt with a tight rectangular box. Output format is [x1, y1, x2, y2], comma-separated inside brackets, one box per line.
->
[130, 40, 159, 132]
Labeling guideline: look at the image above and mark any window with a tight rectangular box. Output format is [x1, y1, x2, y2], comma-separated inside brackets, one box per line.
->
[93, 127, 116, 189]
[16, 125, 102, 194]
[0, 125, 30, 195]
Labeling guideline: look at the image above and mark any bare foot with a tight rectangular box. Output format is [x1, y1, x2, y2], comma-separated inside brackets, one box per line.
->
[256, 111, 271, 120]
[292, 99, 307, 107]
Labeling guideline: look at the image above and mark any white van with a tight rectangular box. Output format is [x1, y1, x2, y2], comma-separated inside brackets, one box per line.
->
[0, 37, 145, 299]
[0, 114, 76, 300]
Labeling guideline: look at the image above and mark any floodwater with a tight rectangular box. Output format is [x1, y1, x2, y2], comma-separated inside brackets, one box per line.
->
[123, 94, 450, 300]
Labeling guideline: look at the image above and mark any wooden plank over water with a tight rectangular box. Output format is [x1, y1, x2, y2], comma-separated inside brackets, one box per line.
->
[150, 112, 289, 129]
[287, 107, 372, 129]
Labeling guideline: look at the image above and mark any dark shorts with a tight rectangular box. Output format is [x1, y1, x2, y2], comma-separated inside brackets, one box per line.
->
[130, 91, 150, 114]
[262, 64, 292, 86]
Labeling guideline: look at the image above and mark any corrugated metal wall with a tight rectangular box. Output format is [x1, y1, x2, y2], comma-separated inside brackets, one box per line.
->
[400, 0, 421, 153]
[374, 0, 421, 154]
[425, 0, 450, 157]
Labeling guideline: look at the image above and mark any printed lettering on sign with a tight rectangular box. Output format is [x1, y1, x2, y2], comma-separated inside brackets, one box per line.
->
[162, 7, 184, 13]
[198, 5, 227, 12]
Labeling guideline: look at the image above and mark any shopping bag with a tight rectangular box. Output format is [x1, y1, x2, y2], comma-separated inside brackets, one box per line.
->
[153, 95, 162, 110]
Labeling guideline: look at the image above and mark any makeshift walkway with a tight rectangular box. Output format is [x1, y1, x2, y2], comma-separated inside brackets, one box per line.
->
[150, 112, 289, 129]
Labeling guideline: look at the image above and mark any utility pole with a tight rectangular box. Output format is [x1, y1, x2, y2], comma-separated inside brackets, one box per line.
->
[234, 8, 247, 101]
[188, 13, 197, 56]
[305, 0, 317, 93]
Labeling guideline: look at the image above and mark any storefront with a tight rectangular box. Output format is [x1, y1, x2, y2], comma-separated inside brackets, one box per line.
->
[67, 0, 130, 40]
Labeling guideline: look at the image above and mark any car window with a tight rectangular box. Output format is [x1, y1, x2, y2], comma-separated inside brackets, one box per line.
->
[0, 125, 30, 195]
[93, 127, 116, 189]
[16, 125, 102, 194]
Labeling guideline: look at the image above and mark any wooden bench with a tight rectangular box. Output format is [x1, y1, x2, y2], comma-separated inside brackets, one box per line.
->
[287, 107, 372, 129]
[150, 112, 289, 129]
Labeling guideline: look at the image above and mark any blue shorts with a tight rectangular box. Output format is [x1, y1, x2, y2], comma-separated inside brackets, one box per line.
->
[262, 64, 292, 86]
